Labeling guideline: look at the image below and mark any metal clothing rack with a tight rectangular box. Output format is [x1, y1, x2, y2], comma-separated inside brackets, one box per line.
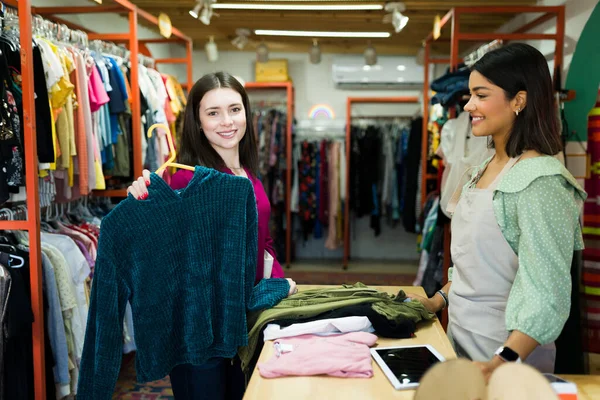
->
[419, 5, 566, 329]
[343, 97, 420, 269]
[245, 81, 294, 268]
[0, 1, 44, 398]
[1, 1, 191, 398]
[34, 1, 194, 198]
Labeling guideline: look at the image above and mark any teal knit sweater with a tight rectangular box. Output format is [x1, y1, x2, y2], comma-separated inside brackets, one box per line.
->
[77, 166, 290, 399]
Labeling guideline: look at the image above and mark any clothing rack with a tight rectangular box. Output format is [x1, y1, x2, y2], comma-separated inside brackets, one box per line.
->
[1, 1, 190, 398]
[34, 2, 194, 198]
[419, 5, 566, 329]
[244, 82, 294, 268]
[343, 97, 419, 269]
[1, 2, 44, 399]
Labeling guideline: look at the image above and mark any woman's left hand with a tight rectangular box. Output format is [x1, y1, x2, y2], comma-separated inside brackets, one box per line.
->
[285, 278, 298, 297]
[473, 356, 504, 382]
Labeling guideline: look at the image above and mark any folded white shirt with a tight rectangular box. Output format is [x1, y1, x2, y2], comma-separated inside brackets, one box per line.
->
[263, 316, 374, 341]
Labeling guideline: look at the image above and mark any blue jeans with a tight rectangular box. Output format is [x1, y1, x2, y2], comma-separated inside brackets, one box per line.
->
[169, 357, 245, 400]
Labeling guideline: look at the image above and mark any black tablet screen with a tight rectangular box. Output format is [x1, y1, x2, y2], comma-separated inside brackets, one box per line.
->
[375, 347, 442, 385]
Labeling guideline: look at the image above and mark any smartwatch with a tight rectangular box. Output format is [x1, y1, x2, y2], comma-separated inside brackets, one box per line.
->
[494, 346, 522, 363]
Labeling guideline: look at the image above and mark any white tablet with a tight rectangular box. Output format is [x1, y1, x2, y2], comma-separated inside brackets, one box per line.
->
[371, 345, 446, 390]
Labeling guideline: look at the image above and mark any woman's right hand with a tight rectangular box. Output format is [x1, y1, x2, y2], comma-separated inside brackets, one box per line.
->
[406, 293, 441, 313]
[127, 169, 154, 200]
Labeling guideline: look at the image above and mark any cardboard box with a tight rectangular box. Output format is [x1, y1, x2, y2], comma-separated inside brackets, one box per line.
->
[255, 59, 289, 82]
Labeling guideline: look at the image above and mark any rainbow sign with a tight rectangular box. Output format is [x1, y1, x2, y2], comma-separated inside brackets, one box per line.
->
[308, 104, 335, 119]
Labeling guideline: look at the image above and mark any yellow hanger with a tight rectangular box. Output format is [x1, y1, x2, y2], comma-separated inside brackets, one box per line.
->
[147, 123, 195, 174]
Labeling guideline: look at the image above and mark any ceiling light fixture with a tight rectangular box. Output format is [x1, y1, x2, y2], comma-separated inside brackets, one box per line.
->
[383, 2, 409, 33]
[189, 2, 202, 18]
[205, 36, 218, 62]
[256, 43, 269, 63]
[255, 30, 390, 38]
[364, 44, 377, 66]
[212, 3, 383, 11]
[309, 39, 321, 64]
[231, 28, 251, 50]
[199, 5, 214, 25]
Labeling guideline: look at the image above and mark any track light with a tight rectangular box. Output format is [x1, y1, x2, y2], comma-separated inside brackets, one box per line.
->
[189, 2, 201, 19]
[364, 44, 377, 66]
[231, 28, 250, 50]
[392, 10, 409, 33]
[205, 36, 218, 62]
[383, 2, 409, 33]
[256, 43, 269, 63]
[309, 39, 321, 64]
[199, 6, 214, 25]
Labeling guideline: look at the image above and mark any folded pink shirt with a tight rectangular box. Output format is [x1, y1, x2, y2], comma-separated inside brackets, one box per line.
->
[257, 332, 378, 379]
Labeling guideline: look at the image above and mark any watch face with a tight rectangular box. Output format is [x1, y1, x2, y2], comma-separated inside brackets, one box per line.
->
[499, 347, 519, 361]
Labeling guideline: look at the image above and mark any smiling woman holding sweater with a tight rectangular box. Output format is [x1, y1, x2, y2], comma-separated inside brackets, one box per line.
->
[126, 72, 296, 400]
[407, 43, 586, 380]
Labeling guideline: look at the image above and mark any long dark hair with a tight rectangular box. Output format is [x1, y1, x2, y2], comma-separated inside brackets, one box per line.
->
[178, 72, 259, 176]
[472, 43, 562, 157]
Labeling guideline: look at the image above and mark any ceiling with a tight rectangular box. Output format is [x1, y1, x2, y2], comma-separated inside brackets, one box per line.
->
[125, 0, 537, 56]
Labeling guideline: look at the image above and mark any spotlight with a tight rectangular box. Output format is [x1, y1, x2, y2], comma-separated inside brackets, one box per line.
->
[189, 2, 201, 18]
[205, 36, 218, 62]
[199, 6, 213, 25]
[383, 2, 409, 33]
[231, 28, 251, 50]
[309, 39, 321, 64]
[256, 43, 269, 63]
[364, 44, 377, 66]
[392, 10, 409, 33]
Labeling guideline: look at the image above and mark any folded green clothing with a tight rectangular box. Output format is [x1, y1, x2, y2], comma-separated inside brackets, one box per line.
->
[239, 283, 435, 373]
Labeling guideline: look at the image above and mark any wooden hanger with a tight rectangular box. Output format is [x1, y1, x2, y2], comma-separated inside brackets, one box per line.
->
[147, 123, 195, 174]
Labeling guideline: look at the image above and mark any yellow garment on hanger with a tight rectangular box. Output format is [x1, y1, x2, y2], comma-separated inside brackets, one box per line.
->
[43, 39, 74, 111]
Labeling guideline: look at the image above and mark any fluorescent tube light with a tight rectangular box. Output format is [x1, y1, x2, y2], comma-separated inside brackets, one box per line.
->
[212, 3, 383, 11]
[254, 30, 391, 38]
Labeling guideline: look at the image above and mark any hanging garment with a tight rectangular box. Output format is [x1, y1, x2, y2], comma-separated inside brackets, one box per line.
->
[78, 167, 290, 398]
[0, 265, 11, 400]
[325, 141, 341, 250]
[298, 141, 317, 240]
[258, 332, 378, 378]
[448, 156, 555, 372]
[402, 117, 422, 233]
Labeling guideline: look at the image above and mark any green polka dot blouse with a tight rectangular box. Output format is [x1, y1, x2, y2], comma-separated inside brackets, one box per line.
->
[449, 155, 587, 345]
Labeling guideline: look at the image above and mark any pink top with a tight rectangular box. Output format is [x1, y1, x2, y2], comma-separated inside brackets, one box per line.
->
[88, 66, 110, 112]
[170, 167, 285, 284]
[258, 332, 378, 378]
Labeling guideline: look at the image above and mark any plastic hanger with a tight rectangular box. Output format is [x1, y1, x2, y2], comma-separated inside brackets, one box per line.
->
[147, 123, 195, 174]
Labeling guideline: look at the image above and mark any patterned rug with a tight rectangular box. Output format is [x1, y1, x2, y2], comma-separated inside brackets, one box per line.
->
[113, 354, 174, 399]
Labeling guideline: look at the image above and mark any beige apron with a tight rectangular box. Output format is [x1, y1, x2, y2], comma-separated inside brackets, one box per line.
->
[447, 156, 555, 372]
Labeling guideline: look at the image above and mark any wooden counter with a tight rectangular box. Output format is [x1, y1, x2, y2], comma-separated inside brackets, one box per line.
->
[560, 375, 600, 400]
[243, 285, 457, 399]
[243, 285, 600, 399]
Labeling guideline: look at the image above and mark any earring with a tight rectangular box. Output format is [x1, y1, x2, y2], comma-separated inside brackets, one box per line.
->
[515, 108, 520, 116]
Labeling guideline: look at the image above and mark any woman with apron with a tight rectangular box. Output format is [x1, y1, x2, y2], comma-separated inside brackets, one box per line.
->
[408, 43, 586, 380]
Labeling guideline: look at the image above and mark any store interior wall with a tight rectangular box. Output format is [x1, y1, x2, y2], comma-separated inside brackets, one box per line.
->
[32, 0, 598, 264]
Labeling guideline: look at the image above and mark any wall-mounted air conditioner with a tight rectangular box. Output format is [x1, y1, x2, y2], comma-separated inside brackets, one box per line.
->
[332, 55, 425, 90]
